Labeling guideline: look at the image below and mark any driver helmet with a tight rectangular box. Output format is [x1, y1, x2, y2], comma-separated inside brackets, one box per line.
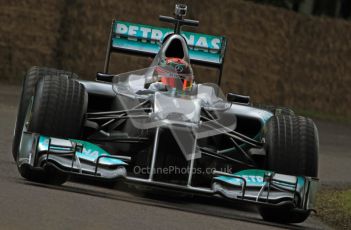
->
[155, 57, 194, 93]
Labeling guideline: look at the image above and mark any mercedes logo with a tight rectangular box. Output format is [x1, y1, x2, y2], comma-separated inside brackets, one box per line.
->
[175, 65, 184, 72]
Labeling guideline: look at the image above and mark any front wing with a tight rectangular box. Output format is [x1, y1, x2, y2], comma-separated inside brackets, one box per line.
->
[17, 132, 318, 211]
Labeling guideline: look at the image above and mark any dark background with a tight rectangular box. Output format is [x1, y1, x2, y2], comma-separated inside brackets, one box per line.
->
[1, 0, 350, 120]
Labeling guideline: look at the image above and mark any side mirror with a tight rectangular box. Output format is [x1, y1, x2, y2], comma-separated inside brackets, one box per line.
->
[96, 72, 114, 82]
[226, 93, 250, 104]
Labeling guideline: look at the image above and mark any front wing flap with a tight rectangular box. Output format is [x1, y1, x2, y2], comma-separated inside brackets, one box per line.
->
[212, 169, 318, 210]
[18, 132, 128, 181]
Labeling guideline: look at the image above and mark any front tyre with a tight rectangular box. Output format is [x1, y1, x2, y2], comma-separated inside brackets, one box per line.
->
[12, 66, 78, 160]
[259, 115, 318, 223]
[17, 75, 87, 185]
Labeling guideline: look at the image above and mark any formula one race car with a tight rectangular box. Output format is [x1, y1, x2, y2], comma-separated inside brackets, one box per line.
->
[13, 4, 319, 223]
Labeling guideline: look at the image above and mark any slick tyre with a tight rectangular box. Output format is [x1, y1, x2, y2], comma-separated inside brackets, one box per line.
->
[259, 115, 318, 223]
[17, 75, 87, 185]
[12, 66, 78, 160]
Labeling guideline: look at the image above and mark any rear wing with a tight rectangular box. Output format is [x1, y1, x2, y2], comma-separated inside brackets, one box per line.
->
[103, 20, 227, 85]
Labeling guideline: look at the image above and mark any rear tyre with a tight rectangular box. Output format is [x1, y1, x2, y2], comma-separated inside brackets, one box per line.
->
[259, 115, 318, 223]
[12, 66, 78, 160]
[18, 75, 87, 185]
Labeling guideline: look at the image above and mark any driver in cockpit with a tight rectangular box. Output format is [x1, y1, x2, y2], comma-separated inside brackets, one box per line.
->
[143, 57, 223, 108]
[148, 57, 195, 95]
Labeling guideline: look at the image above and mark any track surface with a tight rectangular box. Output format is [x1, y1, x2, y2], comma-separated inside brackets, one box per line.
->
[1, 83, 349, 230]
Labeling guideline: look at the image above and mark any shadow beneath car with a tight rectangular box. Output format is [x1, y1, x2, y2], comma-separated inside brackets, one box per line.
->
[18, 178, 315, 230]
